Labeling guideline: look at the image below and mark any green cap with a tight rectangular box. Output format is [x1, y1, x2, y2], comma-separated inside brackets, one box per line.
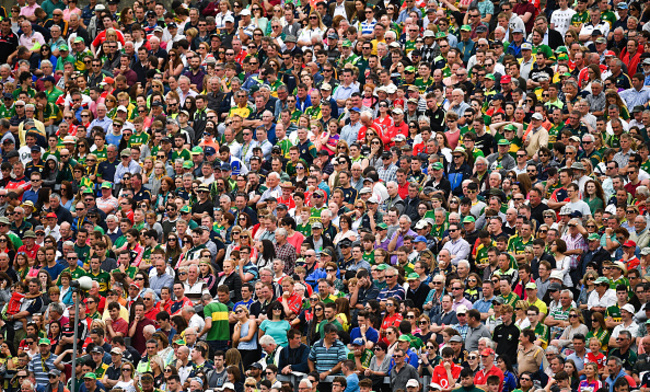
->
[594, 276, 610, 285]
[377, 222, 388, 230]
[60, 44, 69, 51]
[405, 66, 416, 73]
[191, 146, 203, 155]
[555, 46, 568, 54]
[432, 162, 444, 170]
[435, 32, 447, 39]
[485, 73, 495, 81]
[588, 233, 600, 241]
[558, 54, 569, 61]
[645, 319, 650, 325]
[74, 36, 85, 43]
[38, 338, 51, 345]
[180, 205, 191, 213]
[497, 139, 511, 146]
[173, 339, 186, 346]
[83, 373, 97, 380]
[101, 182, 112, 189]
[342, 39, 352, 47]
[504, 124, 518, 132]
[81, 188, 94, 195]
[397, 335, 412, 342]
[460, 24, 471, 32]
[182, 160, 194, 169]
[376, 264, 388, 271]
[407, 272, 420, 280]
[562, 72, 572, 77]
[463, 216, 476, 223]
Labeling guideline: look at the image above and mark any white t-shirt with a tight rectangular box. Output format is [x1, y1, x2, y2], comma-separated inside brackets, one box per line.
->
[550, 8, 577, 36]
[566, 200, 592, 217]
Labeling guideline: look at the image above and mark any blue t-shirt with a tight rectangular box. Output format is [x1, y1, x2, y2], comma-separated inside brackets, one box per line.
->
[349, 326, 379, 344]
[345, 373, 360, 392]
[42, 263, 66, 280]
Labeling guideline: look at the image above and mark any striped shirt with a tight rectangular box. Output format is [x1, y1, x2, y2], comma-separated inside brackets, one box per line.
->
[29, 353, 58, 387]
[308, 339, 347, 374]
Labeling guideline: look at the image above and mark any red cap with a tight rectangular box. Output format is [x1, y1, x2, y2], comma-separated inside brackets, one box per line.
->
[623, 240, 637, 248]
[46, 212, 57, 219]
[481, 348, 495, 356]
[104, 77, 115, 84]
[604, 50, 615, 57]
[129, 282, 141, 289]
[500, 75, 511, 83]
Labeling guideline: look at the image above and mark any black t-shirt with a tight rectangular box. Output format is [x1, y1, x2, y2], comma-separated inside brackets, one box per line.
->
[191, 200, 214, 222]
[475, 132, 495, 157]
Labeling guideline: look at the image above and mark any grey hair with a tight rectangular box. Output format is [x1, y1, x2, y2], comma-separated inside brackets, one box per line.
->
[418, 115, 430, 125]
[41, 60, 52, 68]
[182, 305, 196, 314]
[474, 156, 488, 167]
[276, 227, 288, 237]
[299, 379, 313, 389]
[457, 260, 470, 269]
[478, 337, 495, 349]
[608, 356, 623, 367]
[636, 186, 650, 198]
[560, 289, 573, 299]
[385, 266, 397, 276]
[259, 334, 276, 346]
[400, 215, 412, 223]
[48, 302, 64, 315]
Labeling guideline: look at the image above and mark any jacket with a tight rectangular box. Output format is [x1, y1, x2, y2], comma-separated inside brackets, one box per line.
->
[277, 343, 310, 373]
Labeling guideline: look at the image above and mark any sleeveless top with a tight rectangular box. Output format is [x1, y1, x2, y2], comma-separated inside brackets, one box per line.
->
[237, 320, 258, 350]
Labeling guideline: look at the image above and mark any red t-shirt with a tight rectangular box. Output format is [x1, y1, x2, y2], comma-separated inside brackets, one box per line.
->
[474, 365, 504, 391]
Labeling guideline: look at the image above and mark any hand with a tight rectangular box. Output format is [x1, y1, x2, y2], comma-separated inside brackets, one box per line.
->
[319, 372, 328, 380]
[443, 361, 451, 369]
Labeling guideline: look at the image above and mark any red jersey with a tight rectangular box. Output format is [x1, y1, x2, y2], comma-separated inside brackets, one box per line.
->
[432, 362, 462, 390]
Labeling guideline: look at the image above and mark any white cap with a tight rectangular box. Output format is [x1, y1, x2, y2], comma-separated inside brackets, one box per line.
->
[456, 305, 468, 314]
[622, 304, 636, 314]
[224, 15, 234, 23]
[367, 196, 379, 204]
[240, 9, 251, 16]
[406, 380, 420, 388]
[219, 383, 236, 391]
[415, 220, 429, 230]
[116, 105, 128, 113]
[386, 84, 397, 94]
[549, 270, 564, 281]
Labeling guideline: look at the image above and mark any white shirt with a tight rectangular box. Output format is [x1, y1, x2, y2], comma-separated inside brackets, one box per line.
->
[587, 288, 617, 310]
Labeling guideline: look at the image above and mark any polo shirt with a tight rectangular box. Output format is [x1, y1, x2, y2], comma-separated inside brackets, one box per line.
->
[308, 339, 347, 374]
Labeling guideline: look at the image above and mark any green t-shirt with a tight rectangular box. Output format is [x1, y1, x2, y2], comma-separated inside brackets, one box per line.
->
[204, 301, 230, 341]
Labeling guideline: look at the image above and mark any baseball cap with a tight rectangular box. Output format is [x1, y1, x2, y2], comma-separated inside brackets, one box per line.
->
[623, 240, 637, 248]
[588, 233, 600, 241]
[406, 380, 420, 389]
[594, 277, 609, 285]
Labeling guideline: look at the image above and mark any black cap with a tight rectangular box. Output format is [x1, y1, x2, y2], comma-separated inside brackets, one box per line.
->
[381, 151, 391, 159]
[339, 239, 353, 248]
